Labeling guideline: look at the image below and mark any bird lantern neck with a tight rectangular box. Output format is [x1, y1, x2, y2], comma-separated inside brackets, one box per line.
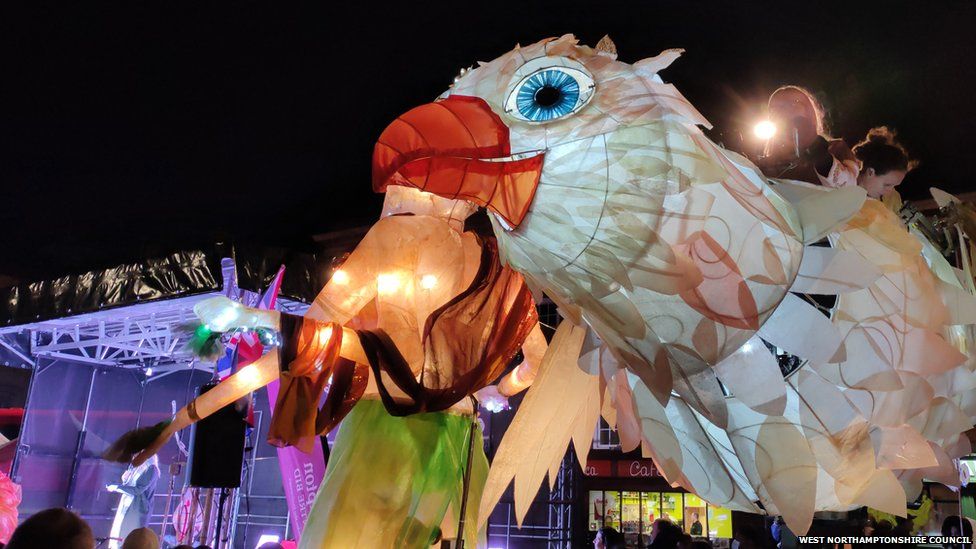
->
[380, 185, 477, 232]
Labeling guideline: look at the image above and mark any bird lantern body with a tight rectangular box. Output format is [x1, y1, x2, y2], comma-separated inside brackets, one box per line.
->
[373, 35, 976, 535]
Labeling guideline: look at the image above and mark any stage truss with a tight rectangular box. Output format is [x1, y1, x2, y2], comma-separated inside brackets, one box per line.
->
[0, 260, 310, 547]
[0, 293, 309, 374]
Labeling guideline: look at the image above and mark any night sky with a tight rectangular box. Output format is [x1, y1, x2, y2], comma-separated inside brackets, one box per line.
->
[2, 2, 974, 282]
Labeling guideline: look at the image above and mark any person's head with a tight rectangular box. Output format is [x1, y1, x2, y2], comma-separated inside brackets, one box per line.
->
[874, 519, 894, 535]
[691, 511, 699, 521]
[594, 526, 624, 549]
[765, 85, 827, 160]
[768, 85, 827, 134]
[121, 527, 159, 549]
[650, 519, 683, 547]
[941, 515, 973, 539]
[853, 127, 916, 198]
[594, 526, 618, 549]
[677, 532, 693, 549]
[6, 508, 94, 549]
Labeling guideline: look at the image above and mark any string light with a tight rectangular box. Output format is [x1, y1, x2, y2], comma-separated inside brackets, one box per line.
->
[420, 274, 438, 290]
[237, 364, 260, 386]
[377, 273, 402, 294]
[332, 269, 350, 285]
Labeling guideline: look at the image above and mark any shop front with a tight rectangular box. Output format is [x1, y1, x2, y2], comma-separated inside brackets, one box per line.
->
[579, 455, 734, 547]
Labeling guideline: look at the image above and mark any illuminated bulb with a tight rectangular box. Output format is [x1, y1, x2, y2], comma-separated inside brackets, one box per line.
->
[754, 120, 777, 140]
[740, 341, 754, 354]
[332, 269, 350, 285]
[420, 274, 437, 290]
[145, 368, 153, 376]
[376, 273, 402, 294]
[237, 364, 260, 386]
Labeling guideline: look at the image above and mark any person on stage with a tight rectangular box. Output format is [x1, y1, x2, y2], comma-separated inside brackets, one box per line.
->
[758, 85, 860, 188]
[107, 455, 160, 549]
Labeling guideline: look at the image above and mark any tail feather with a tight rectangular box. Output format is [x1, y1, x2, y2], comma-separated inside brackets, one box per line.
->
[101, 420, 171, 463]
[478, 321, 598, 528]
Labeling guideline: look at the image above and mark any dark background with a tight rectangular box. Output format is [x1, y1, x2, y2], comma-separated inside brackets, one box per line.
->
[2, 1, 973, 282]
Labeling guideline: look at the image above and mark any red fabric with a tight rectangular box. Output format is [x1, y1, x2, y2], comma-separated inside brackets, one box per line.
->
[373, 95, 544, 228]
[268, 316, 368, 452]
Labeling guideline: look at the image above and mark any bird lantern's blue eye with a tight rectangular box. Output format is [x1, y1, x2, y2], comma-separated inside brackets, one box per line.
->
[505, 65, 595, 123]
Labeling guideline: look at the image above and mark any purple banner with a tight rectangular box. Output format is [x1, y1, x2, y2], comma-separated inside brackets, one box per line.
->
[266, 380, 326, 540]
[243, 264, 325, 540]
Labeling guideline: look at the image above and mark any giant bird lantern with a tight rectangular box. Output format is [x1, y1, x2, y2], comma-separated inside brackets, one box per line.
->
[108, 35, 976, 545]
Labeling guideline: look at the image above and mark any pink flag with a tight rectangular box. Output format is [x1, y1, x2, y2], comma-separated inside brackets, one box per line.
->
[252, 266, 327, 539]
[265, 382, 327, 538]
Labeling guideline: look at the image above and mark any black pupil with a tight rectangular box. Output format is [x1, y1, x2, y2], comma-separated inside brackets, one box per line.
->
[534, 85, 562, 107]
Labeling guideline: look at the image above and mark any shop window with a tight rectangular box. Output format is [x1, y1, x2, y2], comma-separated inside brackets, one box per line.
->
[589, 489, 734, 541]
[707, 505, 733, 539]
[683, 494, 707, 537]
[588, 490, 605, 531]
[592, 418, 620, 449]
[642, 492, 661, 537]
[661, 492, 683, 529]
[589, 490, 620, 532]
[621, 491, 641, 534]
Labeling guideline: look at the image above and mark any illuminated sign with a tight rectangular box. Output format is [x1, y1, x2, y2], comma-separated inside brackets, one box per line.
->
[582, 458, 660, 478]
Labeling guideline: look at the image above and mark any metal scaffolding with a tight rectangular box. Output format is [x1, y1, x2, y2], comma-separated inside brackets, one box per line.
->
[0, 274, 308, 547]
[485, 450, 578, 548]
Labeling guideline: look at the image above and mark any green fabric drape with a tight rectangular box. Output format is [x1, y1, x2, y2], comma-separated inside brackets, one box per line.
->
[299, 399, 487, 548]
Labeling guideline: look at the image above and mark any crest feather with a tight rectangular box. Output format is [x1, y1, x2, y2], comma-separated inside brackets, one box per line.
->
[595, 35, 617, 57]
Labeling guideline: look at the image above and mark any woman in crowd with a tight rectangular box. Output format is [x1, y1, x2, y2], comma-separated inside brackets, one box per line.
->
[852, 126, 916, 199]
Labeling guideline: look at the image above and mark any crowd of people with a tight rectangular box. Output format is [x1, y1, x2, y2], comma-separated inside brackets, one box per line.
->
[592, 519, 731, 549]
[592, 512, 976, 548]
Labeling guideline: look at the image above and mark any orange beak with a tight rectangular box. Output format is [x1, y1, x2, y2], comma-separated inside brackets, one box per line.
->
[372, 95, 544, 229]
